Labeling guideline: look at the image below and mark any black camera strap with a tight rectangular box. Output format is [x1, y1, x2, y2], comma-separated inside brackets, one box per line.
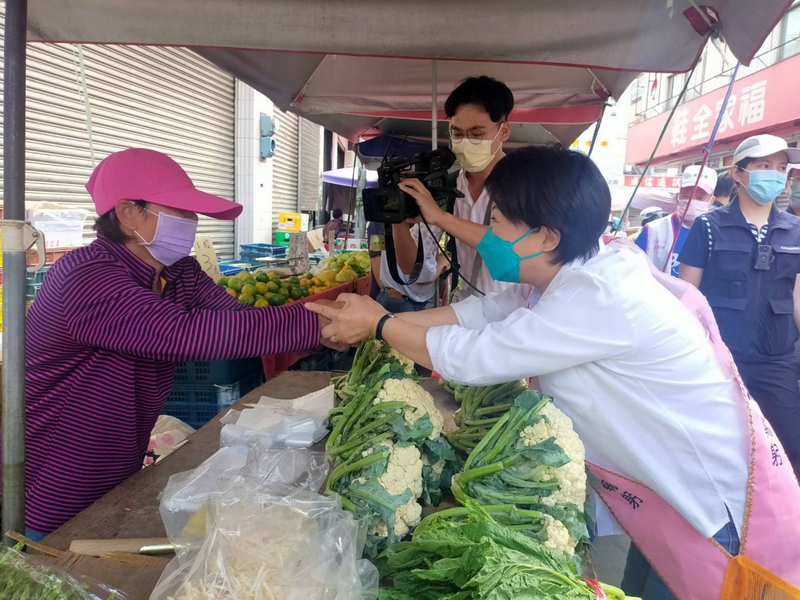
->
[383, 224, 425, 286]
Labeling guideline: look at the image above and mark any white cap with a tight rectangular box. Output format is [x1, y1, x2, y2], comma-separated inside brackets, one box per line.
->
[681, 165, 718, 195]
[732, 134, 800, 165]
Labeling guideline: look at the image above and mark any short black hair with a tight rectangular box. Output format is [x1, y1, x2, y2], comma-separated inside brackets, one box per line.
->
[486, 145, 610, 265]
[444, 76, 514, 123]
[93, 200, 147, 243]
[332, 208, 343, 219]
[714, 173, 736, 197]
[735, 158, 754, 171]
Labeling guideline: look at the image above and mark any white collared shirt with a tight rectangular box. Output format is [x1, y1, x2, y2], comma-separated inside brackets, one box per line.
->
[427, 242, 749, 537]
[452, 172, 516, 301]
[379, 223, 442, 303]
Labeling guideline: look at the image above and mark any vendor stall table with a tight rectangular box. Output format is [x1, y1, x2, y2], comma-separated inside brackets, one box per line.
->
[261, 275, 371, 380]
[38, 370, 453, 599]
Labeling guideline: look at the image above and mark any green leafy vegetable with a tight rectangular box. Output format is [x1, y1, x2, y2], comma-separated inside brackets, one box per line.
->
[0, 543, 121, 599]
[451, 391, 589, 555]
[376, 502, 639, 600]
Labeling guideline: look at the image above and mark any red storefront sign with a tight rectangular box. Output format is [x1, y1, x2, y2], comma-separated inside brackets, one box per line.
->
[624, 175, 681, 189]
[626, 52, 800, 165]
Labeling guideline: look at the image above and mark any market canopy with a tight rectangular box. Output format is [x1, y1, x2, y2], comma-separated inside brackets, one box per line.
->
[25, 0, 792, 145]
[322, 167, 378, 189]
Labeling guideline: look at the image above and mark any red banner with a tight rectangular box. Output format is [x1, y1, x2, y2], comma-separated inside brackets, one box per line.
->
[626, 53, 800, 165]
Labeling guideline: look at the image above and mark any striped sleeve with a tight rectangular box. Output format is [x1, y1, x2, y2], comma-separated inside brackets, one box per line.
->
[58, 258, 320, 361]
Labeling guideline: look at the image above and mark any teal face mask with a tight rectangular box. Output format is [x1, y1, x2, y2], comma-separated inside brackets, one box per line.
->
[744, 170, 787, 205]
[476, 228, 543, 283]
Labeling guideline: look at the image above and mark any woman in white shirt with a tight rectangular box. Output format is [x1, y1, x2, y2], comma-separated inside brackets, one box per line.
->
[309, 145, 800, 599]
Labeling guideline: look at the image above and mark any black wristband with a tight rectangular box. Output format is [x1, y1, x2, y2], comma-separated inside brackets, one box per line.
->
[375, 313, 396, 342]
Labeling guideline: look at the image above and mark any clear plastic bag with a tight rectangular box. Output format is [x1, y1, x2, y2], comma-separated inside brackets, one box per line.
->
[159, 444, 328, 547]
[219, 386, 335, 449]
[0, 544, 130, 599]
[151, 484, 378, 600]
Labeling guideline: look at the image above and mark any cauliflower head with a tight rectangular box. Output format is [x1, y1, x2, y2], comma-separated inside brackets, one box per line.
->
[388, 347, 415, 375]
[372, 496, 422, 538]
[520, 402, 587, 508]
[423, 455, 446, 478]
[375, 378, 444, 439]
[366, 440, 423, 498]
[541, 514, 576, 555]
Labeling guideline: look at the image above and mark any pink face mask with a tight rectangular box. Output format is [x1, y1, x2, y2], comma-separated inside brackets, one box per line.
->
[135, 208, 198, 266]
[678, 197, 710, 225]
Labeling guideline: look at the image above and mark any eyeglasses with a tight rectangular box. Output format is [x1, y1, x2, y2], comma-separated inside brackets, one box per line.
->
[447, 123, 505, 145]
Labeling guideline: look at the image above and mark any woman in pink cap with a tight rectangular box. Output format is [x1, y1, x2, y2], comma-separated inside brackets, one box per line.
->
[18, 149, 328, 540]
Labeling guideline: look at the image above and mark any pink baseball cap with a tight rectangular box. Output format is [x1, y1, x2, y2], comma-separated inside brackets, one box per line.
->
[680, 165, 718, 196]
[86, 148, 243, 220]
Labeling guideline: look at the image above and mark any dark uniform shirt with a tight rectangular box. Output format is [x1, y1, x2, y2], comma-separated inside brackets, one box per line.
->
[680, 199, 800, 361]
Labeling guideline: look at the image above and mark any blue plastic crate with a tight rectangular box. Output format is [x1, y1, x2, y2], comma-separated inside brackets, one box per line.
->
[219, 261, 258, 277]
[26, 266, 50, 286]
[239, 243, 288, 261]
[174, 358, 262, 385]
[162, 370, 264, 428]
[26, 281, 42, 301]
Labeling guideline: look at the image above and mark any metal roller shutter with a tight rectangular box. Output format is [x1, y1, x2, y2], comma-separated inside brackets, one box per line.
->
[0, 7, 237, 258]
[272, 108, 299, 237]
[299, 119, 322, 212]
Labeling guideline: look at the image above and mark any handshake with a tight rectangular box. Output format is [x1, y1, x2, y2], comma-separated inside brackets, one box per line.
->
[308, 295, 391, 350]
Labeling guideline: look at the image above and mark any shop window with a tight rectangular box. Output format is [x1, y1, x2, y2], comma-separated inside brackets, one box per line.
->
[780, 5, 800, 60]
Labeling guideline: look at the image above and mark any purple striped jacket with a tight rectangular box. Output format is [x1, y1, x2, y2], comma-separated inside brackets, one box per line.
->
[18, 236, 319, 532]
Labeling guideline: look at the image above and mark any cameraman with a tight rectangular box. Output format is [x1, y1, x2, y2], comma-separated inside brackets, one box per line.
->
[375, 221, 444, 313]
[391, 76, 515, 302]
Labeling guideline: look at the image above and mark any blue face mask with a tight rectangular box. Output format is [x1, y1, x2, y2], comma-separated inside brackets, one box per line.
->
[744, 170, 787, 205]
[790, 182, 800, 208]
[476, 228, 543, 283]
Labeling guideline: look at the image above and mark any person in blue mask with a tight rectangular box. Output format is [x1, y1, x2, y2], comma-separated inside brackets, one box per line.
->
[308, 146, 758, 600]
[680, 134, 800, 475]
[786, 166, 800, 217]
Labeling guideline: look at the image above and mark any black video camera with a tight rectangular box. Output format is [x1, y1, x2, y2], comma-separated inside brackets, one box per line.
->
[362, 147, 463, 224]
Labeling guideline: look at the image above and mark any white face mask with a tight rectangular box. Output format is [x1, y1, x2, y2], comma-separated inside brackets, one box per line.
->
[450, 127, 503, 173]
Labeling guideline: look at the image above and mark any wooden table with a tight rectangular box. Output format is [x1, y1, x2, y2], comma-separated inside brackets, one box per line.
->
[39, 371, 457, 599]
[40, 371, 333, 598]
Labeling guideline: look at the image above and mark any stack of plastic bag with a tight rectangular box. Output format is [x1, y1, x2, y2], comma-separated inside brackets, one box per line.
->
[152, 446, 378, 600]
[219, 385, 335, 449]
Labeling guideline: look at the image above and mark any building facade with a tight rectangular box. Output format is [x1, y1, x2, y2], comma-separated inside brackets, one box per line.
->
[626, 1, 800, 183]
[0, 5, 323, 260]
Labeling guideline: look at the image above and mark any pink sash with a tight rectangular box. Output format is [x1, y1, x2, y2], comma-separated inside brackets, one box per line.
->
[586, 240, 800, 599]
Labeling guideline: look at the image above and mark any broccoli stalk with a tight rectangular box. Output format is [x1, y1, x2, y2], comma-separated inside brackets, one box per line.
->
[452, 392, 569, 509]
[445, 380, 529, 453]
[334, 339, 415, 404]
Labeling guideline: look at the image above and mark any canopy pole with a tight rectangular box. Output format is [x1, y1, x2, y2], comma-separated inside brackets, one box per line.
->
[586, 104, 606, 159]
[431, 60, 441, 307]
[2, 0, 29, 544]
[616, 36, 707, 231]
[431, 60, 438, 151]
[663, 62, 740, 273]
